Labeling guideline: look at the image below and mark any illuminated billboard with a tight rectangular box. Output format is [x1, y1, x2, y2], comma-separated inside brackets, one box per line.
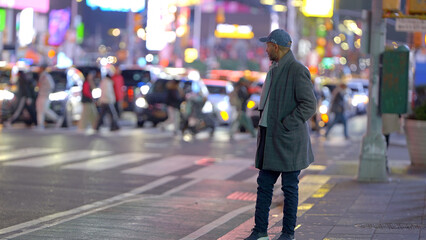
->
[86, 0, 145, 12]
[0, 0, 49, 13]
[302, 0, 334, 18]
[48, 9, 71, 46]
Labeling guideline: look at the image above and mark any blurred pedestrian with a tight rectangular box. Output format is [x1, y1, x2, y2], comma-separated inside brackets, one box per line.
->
[244, 29, 317, 240]
[325, 83, 349, 139]
[95, 73, 120, 131]
[310, 77, 322, 134]
[111, 66, 124, 118]
[78, 71, 98, 132]
[181, 86, 216, 137]
[4, 71, 37, 127]
[229, 77, 256, 140]
[161, 79, 184, 135]
[35, 65, 63, 129]
[382, 113, 401, 148]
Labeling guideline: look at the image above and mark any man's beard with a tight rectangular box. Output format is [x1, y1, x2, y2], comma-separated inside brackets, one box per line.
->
[268, 51, 278, 62]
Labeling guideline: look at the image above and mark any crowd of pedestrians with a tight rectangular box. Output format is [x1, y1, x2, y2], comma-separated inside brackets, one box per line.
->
[3, 65, 124, 133]
[3, 62, 366, 144]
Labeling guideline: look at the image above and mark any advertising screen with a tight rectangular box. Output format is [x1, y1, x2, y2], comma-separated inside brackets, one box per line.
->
[48, 9, 70, 46]
[0, 0, 49, 13]
[86, 0, 145, 12]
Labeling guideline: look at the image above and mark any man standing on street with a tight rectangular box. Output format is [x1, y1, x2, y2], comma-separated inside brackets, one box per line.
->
[245, 29, 317, 240]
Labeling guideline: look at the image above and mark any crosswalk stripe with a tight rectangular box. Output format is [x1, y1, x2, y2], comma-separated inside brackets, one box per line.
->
[0, 148, 59, 162]
[0, 145, 12, 151]
[122, 155, 204, 176]
[184, 158, 252, 180]
[3, 150, 111, 167]
[62, 153, 161, 171]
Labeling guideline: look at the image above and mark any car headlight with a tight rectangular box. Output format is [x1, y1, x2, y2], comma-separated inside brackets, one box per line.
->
[140, 85, 150, 95]
[201, 101, 213, 113]
[49, 91, 68, 101]
[135, 97, 148, 108]
[319, 104, 328, 114]
[220, 111, 229, 121]
[0, 90, 15, 100]
[352, 94, 369, 106]
[247, 100, 256, 109]
[217, 100, 229, 111]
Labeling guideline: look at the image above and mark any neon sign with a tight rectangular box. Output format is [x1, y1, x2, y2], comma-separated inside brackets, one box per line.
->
[0, 0, 49, 13]
[86, 0, 145, 12]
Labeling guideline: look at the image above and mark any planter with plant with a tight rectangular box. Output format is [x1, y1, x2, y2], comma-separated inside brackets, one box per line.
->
[404, 102, 426, 166]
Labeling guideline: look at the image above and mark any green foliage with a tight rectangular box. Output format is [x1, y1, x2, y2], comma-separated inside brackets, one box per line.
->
[413, 103, 426, 121]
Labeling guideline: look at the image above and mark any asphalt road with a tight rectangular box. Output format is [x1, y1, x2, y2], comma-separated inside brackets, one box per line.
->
[0, 114, 410, 239]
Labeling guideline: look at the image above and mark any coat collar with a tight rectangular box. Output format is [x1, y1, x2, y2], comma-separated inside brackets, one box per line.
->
[276, 50, 295, 69]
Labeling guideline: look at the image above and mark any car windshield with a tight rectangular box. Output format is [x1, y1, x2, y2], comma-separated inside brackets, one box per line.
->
[349, 87, 359, 93]
[122, 70, 151, 86]
[0, 69, 11, 84]
[206, 85, 226, 94]
[151, 79, 173, 93]
[76, 66, 99, 77]
[50, 71, 68, 91]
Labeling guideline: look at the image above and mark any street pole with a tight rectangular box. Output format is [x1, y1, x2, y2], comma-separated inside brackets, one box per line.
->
[127, 11, 135, 66]
[193, 4, 201, 53]
[70, 0, 78, 63]
[357, 0, 388, 182]
[0, 31, 3, 60]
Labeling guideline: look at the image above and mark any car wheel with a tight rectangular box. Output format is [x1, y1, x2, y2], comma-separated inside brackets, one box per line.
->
[137, 120, 145, 128]
[63, 103, 73, 128]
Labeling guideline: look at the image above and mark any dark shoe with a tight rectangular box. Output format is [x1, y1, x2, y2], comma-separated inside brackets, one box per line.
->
[275, 232, 294, 240]
[244, 230, 269, 240]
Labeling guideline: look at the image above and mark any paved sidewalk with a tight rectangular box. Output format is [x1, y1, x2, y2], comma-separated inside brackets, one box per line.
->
[221, 130, 425, 240]
[291, 175, 426, 240]
[265, 136, 426, 240]
[222, 163, 426, 240]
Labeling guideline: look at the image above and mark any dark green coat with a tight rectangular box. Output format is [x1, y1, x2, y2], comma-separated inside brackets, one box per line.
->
[255, 51, 317, 172]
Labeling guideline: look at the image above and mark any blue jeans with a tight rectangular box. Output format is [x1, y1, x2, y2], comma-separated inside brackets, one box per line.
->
[254, 169, 301, 235]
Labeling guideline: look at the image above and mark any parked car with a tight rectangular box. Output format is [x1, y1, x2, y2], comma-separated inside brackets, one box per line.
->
[322, 83, 357, 117]
[135, 77, 212, 128]
[245, 81, 263, 128]
[48, 67, 84, 127]
[121, 68, 152, 111]
[347, 79, 369, 114]
[0, 66, 16, 123]
[75, 65, 102, 86]
[202, 79, 234, 125]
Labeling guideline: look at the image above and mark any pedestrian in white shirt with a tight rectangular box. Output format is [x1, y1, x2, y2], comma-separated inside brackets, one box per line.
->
[36, 65, 63, 129]
[95, 74, 120, 131]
